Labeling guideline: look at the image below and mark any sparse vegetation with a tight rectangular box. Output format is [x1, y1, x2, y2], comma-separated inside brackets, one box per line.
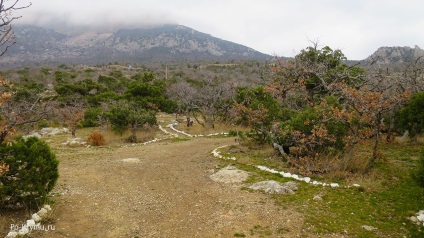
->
[0, 21, 423, 236]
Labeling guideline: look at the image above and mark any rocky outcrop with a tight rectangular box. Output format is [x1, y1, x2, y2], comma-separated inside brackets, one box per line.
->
[363, 45, 424, 65]
[248, 180, 298, 194]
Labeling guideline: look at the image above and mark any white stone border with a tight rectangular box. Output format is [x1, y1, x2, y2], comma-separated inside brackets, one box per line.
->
[166, 124, 229, 138]
[211, 145, 361, 189]
[158, 125, 179, 137]
[414, 210, 424, 226]
[211, 145, 236, 161]
[5, 205, 52, 238]
[167, 124, 193, 137]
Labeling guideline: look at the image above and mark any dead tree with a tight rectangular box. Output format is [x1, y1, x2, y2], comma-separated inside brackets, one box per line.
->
[0, 0, 32, 57]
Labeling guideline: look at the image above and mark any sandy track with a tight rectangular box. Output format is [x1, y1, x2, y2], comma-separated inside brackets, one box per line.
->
[31, 137, 303, 238]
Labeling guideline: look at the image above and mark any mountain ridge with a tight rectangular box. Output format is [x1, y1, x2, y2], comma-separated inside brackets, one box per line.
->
[1, 24, 422, 68]
[362, 45, 424, 65]
[0, 24, 271, 67]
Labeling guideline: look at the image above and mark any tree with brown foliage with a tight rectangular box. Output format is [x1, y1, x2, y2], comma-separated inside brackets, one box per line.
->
[255, 45, 412, 171]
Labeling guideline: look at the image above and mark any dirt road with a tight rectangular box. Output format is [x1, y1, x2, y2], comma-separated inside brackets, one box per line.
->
[32, 137, 303, 237]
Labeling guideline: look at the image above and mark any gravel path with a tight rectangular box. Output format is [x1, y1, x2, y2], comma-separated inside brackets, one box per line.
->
[31, 137, 303, 238]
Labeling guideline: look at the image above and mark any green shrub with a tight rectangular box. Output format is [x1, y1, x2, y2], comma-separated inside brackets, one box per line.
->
[0, 137, 59, 208]
[82, 107, 103, 127]
[396, 91, 424, 141]
[413, 150, 424, 187]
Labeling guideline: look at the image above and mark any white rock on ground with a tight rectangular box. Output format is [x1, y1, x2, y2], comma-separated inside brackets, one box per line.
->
[26, 219, 36, 227]
[37, 208, 48, 217]
[17, 226, 29, 236]
[209, 166, 249, 184]
[122, 158, 141, 163]
[40, 127, 69, 137]
[248, 180, 299, 194]
[361, 225, 377, 231]
[5, 231, 18, 238]
[44, 204, 52, 211]
[32, 213, 42, 222]
[62, 138, 87, 147]
[22, 132, 42, 140]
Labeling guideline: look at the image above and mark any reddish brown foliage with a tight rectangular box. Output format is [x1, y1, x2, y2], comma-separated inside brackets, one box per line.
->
[87, 131, 106, 146]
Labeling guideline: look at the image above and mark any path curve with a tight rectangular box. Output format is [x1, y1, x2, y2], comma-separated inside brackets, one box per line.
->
[32, 137, 303, 238]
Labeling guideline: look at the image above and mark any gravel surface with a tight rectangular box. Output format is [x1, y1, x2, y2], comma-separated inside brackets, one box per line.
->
[28, 137, 304, 238]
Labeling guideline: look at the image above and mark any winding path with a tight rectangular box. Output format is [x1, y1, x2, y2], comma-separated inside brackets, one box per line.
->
[32, 137, 303, 238]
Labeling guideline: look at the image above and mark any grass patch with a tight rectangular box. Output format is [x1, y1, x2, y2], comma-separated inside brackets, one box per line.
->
[233, 232, 246, 237]
[170, 137, 190, 142]
[224, 140, 424, 237]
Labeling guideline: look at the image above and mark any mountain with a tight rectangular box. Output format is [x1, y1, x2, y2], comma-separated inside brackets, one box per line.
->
[362, 45, 424, 65]
[0, 24, 271, 67]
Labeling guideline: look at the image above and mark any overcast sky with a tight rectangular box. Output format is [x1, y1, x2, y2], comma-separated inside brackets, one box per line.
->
[14, 0, 424, 60]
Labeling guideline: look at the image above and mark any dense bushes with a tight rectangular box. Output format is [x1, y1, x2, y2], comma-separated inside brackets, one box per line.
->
[396, 91, 424, 141]
[0, 137, 59, 208]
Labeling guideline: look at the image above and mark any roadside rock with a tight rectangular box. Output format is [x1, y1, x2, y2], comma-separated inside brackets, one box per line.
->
[122, 158, 141, 163]
[249, 180, 299, 194]
[22, 132, 42, 140]
[40, 127, 70, 137]
[62, 138, 87, 147]
[209, 166, 249, 184]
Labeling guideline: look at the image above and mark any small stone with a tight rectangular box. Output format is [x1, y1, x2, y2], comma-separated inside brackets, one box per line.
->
[32, 213, 42, 222]
[26, 219, 36, 227]
[330, 183, 340, 188]
[417, 213, 424, 222]
[410, 216, 420, 225]
[362, 225, 377, 231]
[5, 231, 18, 238]
[313, 195, 323, 201]
[37, 208, 48, 217]
[283, 173, 292, 178]
[18, 226, 29, 236]
[122, 158, 140, 163]
[44, 204, 52, 211]
[303, 177, 311, 183]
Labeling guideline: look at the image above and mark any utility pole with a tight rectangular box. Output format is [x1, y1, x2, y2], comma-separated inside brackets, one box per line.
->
[165, 64, 168, 80]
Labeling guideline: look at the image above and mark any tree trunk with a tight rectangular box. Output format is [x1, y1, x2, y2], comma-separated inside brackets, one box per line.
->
[130, 127, 137, 143]
[385, 111, 395, 143]
[186, 108, 191, 127]
[369, 116, 382, 169]
[71, 126, 76, 138]
[192, 112, 205, 127]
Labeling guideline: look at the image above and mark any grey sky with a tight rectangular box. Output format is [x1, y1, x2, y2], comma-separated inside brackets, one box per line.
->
[15, 0, 424, 60]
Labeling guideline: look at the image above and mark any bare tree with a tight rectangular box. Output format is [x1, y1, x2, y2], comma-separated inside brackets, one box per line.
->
[166, 81, 196, 126]
[57, 94, 86, 138]
[168, 77, 236, 128]
[0, 0, 32, 57]
[192, 77, 235, 128]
